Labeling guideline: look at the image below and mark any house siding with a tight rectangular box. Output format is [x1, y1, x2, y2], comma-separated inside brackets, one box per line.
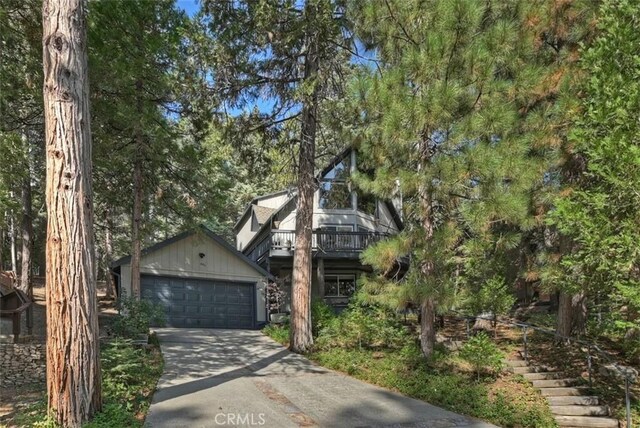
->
[273, 200, 399, 233]
[119, 233, 267, 323]
[236, 214, 256, 251]
[257, 193, 289, 209]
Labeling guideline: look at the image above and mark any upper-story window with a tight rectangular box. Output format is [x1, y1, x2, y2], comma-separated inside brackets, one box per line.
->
[319, 157, 352, 209]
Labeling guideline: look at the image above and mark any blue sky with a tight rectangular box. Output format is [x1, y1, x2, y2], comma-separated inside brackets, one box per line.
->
[176, 0, 199, 17]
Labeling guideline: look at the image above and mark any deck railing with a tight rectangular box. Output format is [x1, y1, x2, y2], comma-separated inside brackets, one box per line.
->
[247, 229, 388, 262]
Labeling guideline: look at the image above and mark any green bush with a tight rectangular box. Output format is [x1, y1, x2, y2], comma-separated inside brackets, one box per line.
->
[16, 338, 164, 428]
[311, 299, 336, 336]
[463, 275, 516, 320]
[263, 323, 290, 345]
[459, 332, 504, 381]
[315, 303, 409, 351]
[112, 298, 165, 339]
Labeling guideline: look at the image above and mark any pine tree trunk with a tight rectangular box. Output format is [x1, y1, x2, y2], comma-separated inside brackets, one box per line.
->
[420, 297, 436, 357]
[104, 209, 115, 299]
[556, 291, 587, 339]
[130, 80, 144, 300]
[20, 171, 33, 335]
[42, 0, 102, 424]
[418, 137, 437, 358]
[290, 14, 319, 354]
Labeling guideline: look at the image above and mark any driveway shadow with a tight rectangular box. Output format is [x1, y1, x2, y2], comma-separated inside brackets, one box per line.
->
[151, 328, 327, 404]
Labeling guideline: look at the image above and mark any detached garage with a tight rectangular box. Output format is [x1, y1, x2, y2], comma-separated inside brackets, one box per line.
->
[111, 226, 270, 329]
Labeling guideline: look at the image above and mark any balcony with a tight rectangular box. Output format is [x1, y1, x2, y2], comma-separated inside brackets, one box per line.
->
[247, 229, 388, 262]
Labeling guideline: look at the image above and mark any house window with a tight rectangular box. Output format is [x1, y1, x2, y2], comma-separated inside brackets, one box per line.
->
[319, 158, 353, 209]
[325, 274, 356, 297]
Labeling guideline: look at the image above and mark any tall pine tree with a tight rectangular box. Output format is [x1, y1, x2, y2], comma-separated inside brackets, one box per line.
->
[351, 0, 553, 357]
[199, 0, 352, 352]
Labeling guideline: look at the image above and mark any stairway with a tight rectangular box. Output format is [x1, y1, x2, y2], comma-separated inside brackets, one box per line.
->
[504, 354, 620, 427]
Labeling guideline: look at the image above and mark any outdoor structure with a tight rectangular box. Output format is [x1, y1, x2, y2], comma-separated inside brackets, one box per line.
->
[0, 286, 31, 342]
[234, 148, 404, 310]
[111, 226, 270, 329]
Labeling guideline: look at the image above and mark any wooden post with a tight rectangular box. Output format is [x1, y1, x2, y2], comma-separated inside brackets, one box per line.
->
[317, 258, 325, 298]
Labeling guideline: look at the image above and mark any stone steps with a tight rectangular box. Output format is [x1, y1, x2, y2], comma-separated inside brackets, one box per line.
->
[522, 371, 565, 380]
[507, 365, 552, 374]
[505, 359, 528, 367]
[539, 387, 591, 397]
[554, 415, 619, 427]
[531, 378, 576, 388]
[550, 405, 610, 416]
[503, 353, 619, 428]
[547, 396, 600, 406]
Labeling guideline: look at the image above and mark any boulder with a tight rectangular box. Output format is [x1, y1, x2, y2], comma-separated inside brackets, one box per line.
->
[598, 363, 638, 383]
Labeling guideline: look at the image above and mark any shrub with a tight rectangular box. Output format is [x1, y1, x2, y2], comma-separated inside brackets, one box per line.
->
[111, 297, 165, 339]
[263, 323, 290, 345]
[315, 303, 409, 351]
[266, 280, 286, 314]
[459, 332, 504, 381]
[311, 299, 336, 336]
[16, 338, 164, 428]
[464, 276, 516, 323]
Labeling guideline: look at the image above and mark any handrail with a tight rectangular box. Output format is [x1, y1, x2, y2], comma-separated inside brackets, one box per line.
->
[448, 310, 635, 427]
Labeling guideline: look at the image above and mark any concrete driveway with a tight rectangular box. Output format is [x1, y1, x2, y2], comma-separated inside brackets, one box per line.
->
[145, 329, 495, 428]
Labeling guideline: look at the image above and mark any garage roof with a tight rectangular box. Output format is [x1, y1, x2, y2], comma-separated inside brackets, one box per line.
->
[110, 225, 272, 278]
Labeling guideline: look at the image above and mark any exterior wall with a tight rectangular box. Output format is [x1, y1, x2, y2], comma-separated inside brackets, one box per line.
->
[257, 193, 289, 209]
[120, 233, 267, 323]
[236, 213, 256, 251]
[272, 263, 363, 312]
[376, 202, 401, 233]
[120, 264, 131, 297]
[279, 209, 297, 230]
[275, 199, 399, 234]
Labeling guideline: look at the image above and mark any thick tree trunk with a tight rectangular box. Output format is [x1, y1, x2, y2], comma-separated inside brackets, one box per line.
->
[130, 80, 144, 300]
[104, 209, 115, 299]
[290, 18, 319, 354]
[42, 0, 102, 424]
[20, 169, 33, 335]
[556, 291, 587, 339]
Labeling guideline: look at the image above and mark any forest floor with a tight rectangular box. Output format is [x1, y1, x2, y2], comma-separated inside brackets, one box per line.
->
[0, 280, 118, 427]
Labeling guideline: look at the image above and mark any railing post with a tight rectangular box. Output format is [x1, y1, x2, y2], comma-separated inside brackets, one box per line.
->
[523, 326, 528, 363]
[465, 318, 470, 339]
[625, 376, 632, 428]
[586, 346, 592, 388]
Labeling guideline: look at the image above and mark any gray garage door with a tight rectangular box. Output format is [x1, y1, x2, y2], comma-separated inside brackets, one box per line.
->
[141, 275, 256, 329]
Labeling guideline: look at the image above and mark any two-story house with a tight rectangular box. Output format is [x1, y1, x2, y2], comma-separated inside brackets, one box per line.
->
[234, 148, 403, 310]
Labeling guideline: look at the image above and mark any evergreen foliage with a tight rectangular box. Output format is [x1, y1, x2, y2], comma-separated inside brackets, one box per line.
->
[459, 332, 504, 381]
[351, 0, 553, 356]
[546, 0, 640, 347]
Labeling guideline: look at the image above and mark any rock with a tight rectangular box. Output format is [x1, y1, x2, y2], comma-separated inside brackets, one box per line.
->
[599, 364, 638, 383]
[0, 342, 46, 388]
